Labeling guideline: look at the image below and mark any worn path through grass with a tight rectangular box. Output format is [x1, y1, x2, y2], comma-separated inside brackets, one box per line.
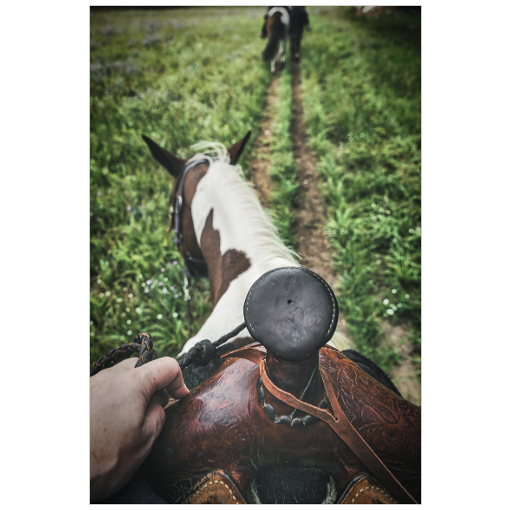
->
[248, 11, 421, 402]
[247, 77, 279, 208]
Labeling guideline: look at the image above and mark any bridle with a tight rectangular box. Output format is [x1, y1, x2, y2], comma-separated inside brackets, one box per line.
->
[170, 157, 210, 280]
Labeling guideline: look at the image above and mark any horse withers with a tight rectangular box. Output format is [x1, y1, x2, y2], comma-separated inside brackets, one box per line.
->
[262, 7, 291, 72]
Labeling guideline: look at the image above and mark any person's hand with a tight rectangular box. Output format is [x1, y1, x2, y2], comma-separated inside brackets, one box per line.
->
[90, 357, 189, 502]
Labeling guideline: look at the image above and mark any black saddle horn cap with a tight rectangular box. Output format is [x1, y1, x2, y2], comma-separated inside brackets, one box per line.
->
[243, 267, 339, 362]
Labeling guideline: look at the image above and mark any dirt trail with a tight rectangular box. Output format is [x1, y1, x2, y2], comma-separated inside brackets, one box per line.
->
[248, 77, 280, 208]
[249, 63, 420, 405]
[288, 62, 353, 350]
[249, 64, 353, 351]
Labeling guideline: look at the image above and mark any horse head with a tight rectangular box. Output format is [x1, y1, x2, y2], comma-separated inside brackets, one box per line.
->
[142, 132, 251, 283]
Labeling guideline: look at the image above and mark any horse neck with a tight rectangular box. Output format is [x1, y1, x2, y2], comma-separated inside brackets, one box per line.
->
[190, 161, 297, 306]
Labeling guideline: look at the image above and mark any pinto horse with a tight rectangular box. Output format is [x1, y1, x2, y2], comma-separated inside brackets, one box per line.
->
[262, 7, 290, 72]
[103, 133, 415, 504]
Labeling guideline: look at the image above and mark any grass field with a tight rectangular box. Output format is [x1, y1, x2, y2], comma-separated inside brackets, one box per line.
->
[90, 7, 421, 385]
[90, 7, 270, 365]
[300, 8, 421, 370]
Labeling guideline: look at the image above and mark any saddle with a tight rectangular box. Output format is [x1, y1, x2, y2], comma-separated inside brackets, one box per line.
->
[140, 267, 421, 503]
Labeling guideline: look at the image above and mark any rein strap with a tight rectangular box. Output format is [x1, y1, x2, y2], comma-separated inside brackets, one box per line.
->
[228, 347, 418, 504]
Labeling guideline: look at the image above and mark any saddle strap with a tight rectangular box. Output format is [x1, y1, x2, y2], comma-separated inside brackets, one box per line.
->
[228, 347, 418, 504]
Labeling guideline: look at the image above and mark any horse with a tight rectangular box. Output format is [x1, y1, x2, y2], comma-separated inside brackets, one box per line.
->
[289, 6, 310, 62]
[262, 7, 290, 73]
[104, 132, 418, 503]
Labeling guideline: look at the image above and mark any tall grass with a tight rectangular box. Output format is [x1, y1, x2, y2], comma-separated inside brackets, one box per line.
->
[90, 7, 269, 366]
[300, 8, 421, 369]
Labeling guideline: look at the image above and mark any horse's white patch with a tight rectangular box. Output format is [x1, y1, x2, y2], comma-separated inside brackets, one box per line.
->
[268, 7, 290, 26]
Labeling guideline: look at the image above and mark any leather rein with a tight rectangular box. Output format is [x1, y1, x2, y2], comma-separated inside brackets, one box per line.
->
[170, 157, 210, 279]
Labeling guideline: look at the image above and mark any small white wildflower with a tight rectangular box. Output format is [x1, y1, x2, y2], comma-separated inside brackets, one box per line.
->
[136, 307, 142, 314]
[371, 203, 376, 209]
[127, 330, 132, 336]
[405, 294, 410, 299]
[116, 297, 122, 303]
[172, 312, 178, 318]
[391, 304, 397, 311]
[391, 289, 397, 294]
[121, 313, 126, 317]
[379, 207, 384, 213]
[97, 278, 101, 284]
[163, 277, 168, 282]
[123, 287, 127, 291]
[157, 314, 162, 320]
[383, 298, 389, 305]
[397, 303, 402, 308]
[105, 291, 111, 297]
[386, 309, 394, 315]
[127, 320, 131, 325]
[386, 210, 390, 215]
[128, 293, 133, 298]
[138, 274, 143, 280]
[126, 308, 130, 312]
[99, 292, 104, 297]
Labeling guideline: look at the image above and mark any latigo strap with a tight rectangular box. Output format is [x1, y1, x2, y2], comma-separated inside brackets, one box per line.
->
[228, 347, 418, 504]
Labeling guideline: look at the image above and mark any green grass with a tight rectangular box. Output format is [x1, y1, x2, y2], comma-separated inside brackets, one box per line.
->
[90, 7, 269, 366]
[300, 8, 421, 369]
[267, 66, 300, 251]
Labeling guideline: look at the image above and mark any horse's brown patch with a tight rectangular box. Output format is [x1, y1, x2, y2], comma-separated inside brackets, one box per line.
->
[200, 209, 251, 306]
[172, 162, 209, 260]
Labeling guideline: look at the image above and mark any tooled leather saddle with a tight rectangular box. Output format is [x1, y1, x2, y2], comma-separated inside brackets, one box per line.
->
[138, 267, 421, 504]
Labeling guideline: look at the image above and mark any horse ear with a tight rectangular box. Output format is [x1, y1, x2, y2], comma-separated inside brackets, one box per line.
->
[142, 135, 186, 178]
[227, 131, 252, 165]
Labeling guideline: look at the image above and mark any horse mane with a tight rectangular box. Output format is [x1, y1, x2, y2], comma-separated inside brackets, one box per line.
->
[190, 141, 298, 269]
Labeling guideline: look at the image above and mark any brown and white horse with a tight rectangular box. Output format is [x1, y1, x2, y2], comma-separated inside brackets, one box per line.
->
[262, 7, 290, 73]
[142, 132, 350, 357]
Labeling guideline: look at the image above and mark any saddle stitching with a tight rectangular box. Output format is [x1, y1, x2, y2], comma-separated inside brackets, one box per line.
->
[351, 485, 396, 504]
[193, 479, 239, 504]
